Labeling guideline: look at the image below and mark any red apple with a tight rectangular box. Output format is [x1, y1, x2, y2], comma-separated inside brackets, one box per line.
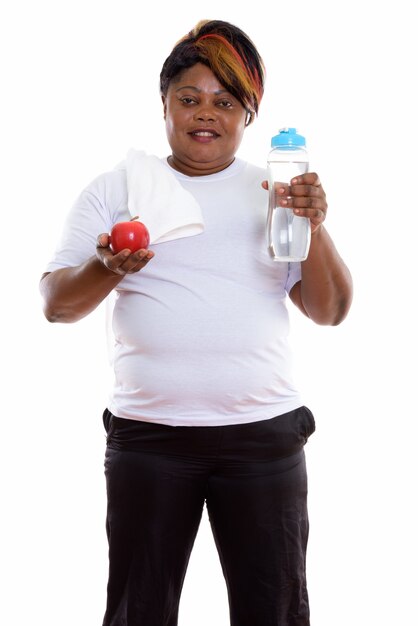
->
[109, 217, 150, 254]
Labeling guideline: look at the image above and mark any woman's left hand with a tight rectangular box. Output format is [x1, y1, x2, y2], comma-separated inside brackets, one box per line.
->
[263, 172, 327, 233]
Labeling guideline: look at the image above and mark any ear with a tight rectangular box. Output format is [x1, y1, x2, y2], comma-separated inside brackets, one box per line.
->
[245, 110, 255, 127]
[161, 95, 167, 120]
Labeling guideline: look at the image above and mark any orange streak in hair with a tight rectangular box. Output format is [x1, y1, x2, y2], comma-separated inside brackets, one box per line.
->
[197, 34, 247, 73]
[197, 33, 263, 104]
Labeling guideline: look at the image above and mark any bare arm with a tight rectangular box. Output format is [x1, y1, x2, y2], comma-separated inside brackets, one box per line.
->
[40, 233, 154, 323]
[289, 224, 353, 325]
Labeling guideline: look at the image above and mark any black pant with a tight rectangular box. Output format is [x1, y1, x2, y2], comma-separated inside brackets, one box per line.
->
[102, 406, 315, 626]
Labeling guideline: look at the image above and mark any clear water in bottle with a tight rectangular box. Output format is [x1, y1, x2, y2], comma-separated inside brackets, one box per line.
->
[266, 128, 311, 262]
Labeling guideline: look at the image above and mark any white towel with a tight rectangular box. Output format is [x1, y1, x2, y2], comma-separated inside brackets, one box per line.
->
[120, 149, 204, 244]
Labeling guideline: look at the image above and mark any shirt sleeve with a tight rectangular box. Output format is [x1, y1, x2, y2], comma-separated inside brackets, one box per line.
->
[285, 262, 302, 294]
[44, 170, 128, 273]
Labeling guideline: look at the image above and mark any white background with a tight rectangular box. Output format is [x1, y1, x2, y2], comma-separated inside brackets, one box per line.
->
[1, 1, 417, 624]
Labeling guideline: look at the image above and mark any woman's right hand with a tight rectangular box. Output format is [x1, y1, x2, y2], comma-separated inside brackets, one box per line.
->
[96, 233, 155, 275]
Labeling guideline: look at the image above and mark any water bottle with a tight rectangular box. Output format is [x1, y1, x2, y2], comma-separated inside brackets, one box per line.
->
[266, 127, 311, 262]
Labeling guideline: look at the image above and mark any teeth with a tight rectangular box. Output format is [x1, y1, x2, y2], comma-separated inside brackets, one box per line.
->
[193, 131, 216, 137]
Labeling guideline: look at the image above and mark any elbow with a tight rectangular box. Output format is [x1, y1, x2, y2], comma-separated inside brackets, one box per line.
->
[327, 309, 349, 327]
[43, 310, 68, 324]
[319, 294, 353, 327]
[332, 283, 354, 325]
[42, 304, 77, 324]
[42, 300, 94, 324]
[40, 272, 80, 324]
[43, 307, 58, 323]
[332, 300, 352, 326]
[306, 288, 353, 326]
[41, 293, 90, 324]
[317, 275, 354, 326]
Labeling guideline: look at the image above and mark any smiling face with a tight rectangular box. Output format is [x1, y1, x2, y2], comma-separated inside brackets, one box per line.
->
[162, 63, 247, 176]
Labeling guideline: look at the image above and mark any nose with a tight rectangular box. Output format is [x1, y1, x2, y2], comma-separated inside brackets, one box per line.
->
[194, 104, 217, 122]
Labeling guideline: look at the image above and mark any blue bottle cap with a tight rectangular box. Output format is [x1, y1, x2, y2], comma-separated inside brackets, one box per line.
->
[271, 127, 306, 148]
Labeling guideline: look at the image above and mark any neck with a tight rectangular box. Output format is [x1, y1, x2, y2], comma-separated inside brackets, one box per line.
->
[167, 155, 235, 177]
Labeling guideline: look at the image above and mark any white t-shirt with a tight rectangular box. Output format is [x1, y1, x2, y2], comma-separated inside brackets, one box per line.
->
[46, 157, 303, 426]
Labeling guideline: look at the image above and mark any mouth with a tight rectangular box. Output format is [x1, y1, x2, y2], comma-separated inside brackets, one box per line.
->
[189, 128, 220, 141]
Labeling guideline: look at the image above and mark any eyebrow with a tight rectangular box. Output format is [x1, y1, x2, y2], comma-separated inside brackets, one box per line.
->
[175, 85, 229, 95]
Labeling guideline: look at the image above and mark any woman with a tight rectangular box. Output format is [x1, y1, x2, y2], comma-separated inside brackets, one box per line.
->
[40, 19, 353, 626]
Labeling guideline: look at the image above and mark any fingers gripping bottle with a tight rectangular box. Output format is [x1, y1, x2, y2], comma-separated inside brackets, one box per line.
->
[266, 127, 311, 261]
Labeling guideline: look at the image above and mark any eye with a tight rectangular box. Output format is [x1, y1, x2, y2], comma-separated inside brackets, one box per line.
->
[217, 99, 233, 108]
[179, 96, 197, 105]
